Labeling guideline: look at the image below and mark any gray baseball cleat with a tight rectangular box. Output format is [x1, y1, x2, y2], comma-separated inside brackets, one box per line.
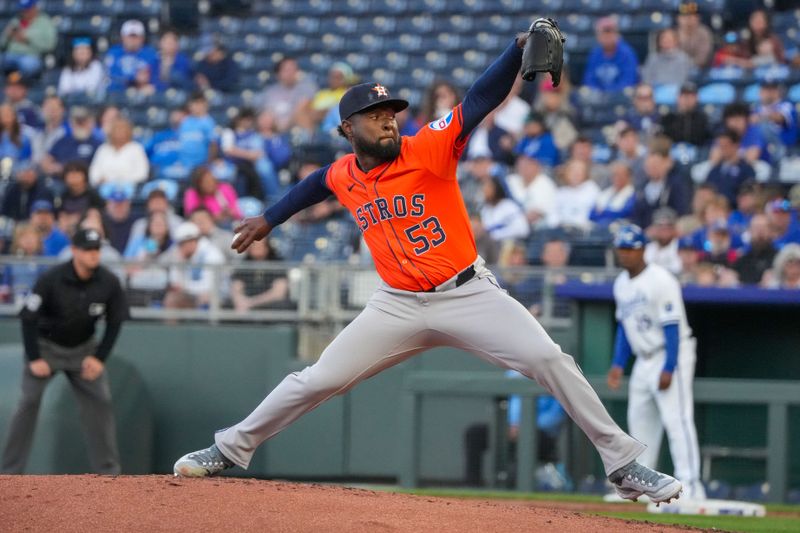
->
[173, 444, 234, 477]
[608, 461, 682, 504]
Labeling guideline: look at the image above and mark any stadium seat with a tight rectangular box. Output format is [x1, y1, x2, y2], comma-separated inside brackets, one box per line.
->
[697, 82, 735, 105]
[753, 64, 790, 82]
[139, 179, 179, 202]
[742, 83, 760, 104]
[237, 196, 265, 218]
[707, 65, 744, 81]
[653, 83, 679, 106]
[787, 83, 800, 103]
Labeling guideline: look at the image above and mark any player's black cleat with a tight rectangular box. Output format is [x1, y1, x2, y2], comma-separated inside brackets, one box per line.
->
[173, 444, 234, 477]
[608, 461, 682, 504]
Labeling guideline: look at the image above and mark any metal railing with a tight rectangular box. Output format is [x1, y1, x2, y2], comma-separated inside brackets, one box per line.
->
[0, 256, 620, 330]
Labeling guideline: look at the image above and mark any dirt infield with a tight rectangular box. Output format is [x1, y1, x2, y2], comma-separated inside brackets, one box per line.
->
[0, 475, 695, 532]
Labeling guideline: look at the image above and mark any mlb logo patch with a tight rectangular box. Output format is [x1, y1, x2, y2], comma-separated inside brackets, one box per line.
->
[665, 303, 673, 312]
[429, 111, 453, 131]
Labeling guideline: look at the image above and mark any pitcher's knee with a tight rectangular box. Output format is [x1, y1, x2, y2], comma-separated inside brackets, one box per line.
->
[297, 367, 352, 397]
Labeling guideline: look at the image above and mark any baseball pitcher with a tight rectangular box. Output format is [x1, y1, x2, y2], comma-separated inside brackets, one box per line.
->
[175, 21, 682, 504]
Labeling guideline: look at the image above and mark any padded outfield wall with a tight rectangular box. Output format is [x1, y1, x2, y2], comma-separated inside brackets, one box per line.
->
[0, 319, 797, 490]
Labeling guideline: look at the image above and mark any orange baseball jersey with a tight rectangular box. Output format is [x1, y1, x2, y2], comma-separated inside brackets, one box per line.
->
[325, 104, 476, 291]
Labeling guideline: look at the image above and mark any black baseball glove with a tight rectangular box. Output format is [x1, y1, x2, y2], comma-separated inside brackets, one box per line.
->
[520, 18, 566, 87]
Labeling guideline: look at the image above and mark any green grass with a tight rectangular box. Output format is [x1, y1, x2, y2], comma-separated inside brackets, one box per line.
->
[363, 486, 800, 533]
[598, 511, 800, 533]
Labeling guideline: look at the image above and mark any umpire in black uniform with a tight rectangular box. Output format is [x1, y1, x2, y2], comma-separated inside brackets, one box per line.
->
[1, 228, 129, 474]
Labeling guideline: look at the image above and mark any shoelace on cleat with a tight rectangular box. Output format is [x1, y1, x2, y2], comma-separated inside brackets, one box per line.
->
[623, 463, 663, 488]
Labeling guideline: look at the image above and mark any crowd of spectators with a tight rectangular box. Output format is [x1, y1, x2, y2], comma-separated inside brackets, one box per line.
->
[1, 0, 800, 313]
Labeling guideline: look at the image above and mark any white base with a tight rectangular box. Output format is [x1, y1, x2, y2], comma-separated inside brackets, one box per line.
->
[646, 498, 766, 517]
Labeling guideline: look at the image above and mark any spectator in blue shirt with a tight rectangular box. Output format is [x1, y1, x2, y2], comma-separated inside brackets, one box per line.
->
[156, 28, 193, 91]
[705, 130, 756, 207]
[721, 103, 769, 165]
[752, 80, 797, 161]
[146, 107, 189, 180]
[728, 181, 759, 238]
[40, 105, 100, 178]
[514, 112, 560, 168]
[257, 110, 292, 172]
[590, 161, 635, 226]
[582, 16, 639, 93]
[0, 102, 33, 165]
[767, 199, 800, 250]
[194, 38, 239, 94]
[625, 84, 661, 140]
[221, 107, 280, 197]
[179, 92, 217, 171]
[104, 19, 159, 93]
[29, 199, 69, 256]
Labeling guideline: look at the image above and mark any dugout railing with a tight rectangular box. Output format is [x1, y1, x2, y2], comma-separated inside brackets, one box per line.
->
[398, 371, 800, 503]
[0, 256, 618, 330]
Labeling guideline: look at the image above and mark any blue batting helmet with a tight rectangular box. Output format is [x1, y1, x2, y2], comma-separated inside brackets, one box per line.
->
[614, 224, 647, 249]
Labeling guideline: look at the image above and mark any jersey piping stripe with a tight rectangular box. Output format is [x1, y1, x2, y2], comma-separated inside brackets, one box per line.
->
[675, 365, 701, 484]
[373, 173, 435, 290]
[347, 161, 368, 190]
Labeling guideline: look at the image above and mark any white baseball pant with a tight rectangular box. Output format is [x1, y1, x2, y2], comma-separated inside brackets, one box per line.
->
[627, 340, 705, 498]
[215, 262, 645, 475]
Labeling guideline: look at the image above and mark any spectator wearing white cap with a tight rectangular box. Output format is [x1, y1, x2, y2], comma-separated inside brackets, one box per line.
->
[104, 19, 159, 93]
[162, 221, 226, 310]
[0, 0, 56, 76]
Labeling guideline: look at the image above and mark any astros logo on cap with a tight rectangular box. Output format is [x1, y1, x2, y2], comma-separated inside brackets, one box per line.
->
[372, 84, 388, 97]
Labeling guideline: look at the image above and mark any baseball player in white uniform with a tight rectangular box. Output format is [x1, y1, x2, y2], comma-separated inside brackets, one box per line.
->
[607, 224, 706, 500]
[172, 30, 683, 505]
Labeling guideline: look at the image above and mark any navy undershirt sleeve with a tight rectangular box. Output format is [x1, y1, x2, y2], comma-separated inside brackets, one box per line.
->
[263, 165, 333, 226]
[459, 39, 524, 141]
[612, 324, 633, 369]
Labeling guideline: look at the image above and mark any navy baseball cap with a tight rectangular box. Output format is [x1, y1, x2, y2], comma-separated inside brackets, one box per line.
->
[614, 224, 647, 249]
[31, 199, 54, 213]
[339, 82, 408, 122]
[18, 0, 37, 9]
[72, 228, 102, 250]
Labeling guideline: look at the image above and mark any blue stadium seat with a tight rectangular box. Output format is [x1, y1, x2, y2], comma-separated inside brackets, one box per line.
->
[444, 14, 474, 33]
[559, 14, 593, 34]
[241, 17, 281, 34]
[139, 179, 179, 202]
[698, 82, 736, 105]
[653, 84, 679, 106]
[753, 64, 790, 82]
[742, 83, 760, 104]
[707, 65, 745, 81]
[237, 196, 265, 218]
[788, 83, 800, 104]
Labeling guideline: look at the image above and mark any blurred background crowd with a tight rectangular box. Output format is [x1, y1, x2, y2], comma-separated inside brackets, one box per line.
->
[1, 0, 800, 313]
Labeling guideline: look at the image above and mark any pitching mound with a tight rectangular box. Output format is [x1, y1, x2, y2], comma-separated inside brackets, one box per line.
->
[0, 475, 692, 532]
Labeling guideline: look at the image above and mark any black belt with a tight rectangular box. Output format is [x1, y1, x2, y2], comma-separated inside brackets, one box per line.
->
[423, 265, 476, 293]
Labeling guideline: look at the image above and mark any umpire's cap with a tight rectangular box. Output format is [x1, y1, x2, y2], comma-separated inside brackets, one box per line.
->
[339, 82, 408, 121]
[72, 228, 102, 250]
[614, 224, 647, 249]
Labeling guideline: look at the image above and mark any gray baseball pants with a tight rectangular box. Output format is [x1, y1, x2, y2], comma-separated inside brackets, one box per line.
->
[216, 262, 645, 475]
[1, 338, 120, 475]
